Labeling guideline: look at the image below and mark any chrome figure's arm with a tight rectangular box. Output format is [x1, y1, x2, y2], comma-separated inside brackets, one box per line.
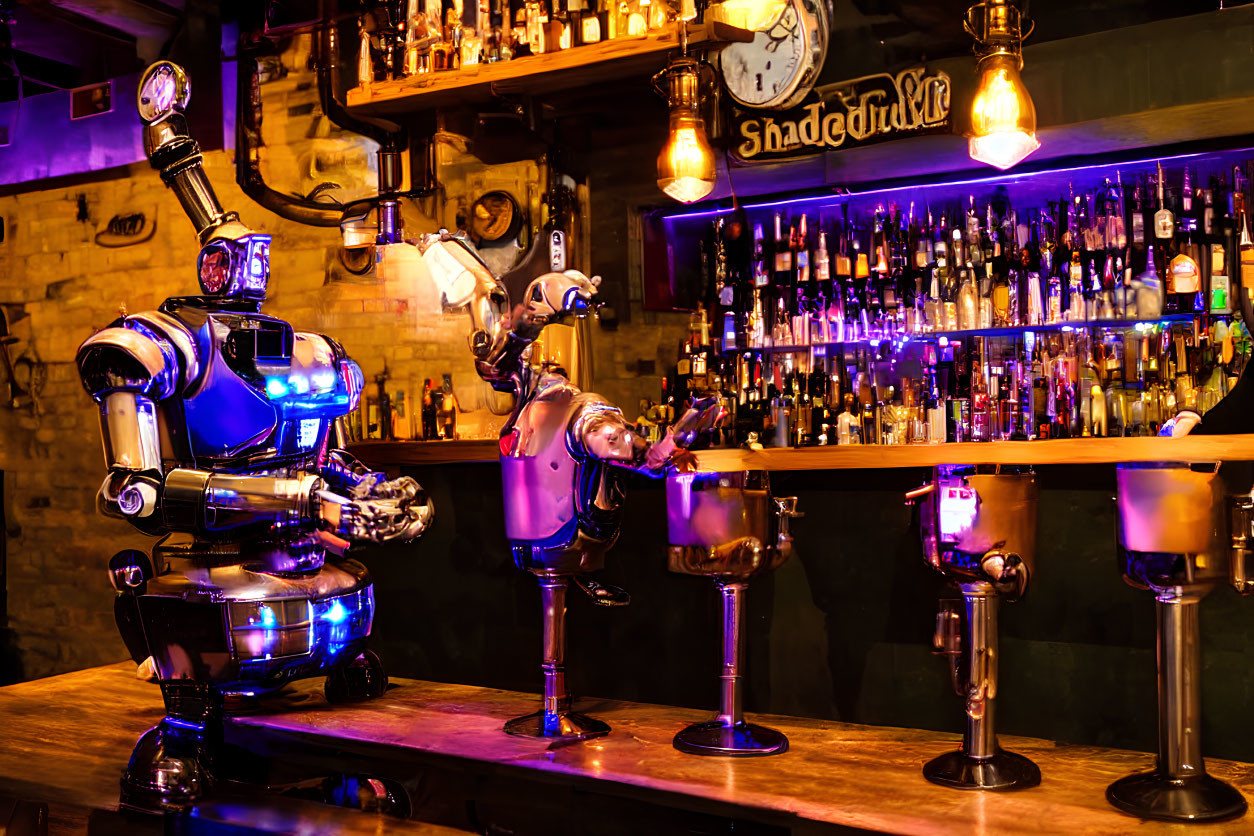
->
[571, 396, 724, 477]
[414, 232, 517, 386]
[414, 231, 603, 390]
[317, 449, 434, 544]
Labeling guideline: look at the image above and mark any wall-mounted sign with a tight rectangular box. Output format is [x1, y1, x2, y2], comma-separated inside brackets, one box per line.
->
[732, 66, 951, 163]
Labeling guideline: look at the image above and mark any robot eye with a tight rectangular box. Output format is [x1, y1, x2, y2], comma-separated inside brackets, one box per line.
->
[199, 248, 232, 294]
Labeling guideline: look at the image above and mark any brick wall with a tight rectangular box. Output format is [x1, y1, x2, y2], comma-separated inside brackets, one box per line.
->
[0, 40, 685, 682]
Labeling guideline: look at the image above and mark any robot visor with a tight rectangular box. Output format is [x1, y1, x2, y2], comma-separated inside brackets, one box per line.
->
[197, 234, 271, 299]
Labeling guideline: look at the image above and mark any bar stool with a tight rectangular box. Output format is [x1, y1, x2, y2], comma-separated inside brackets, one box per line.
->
[1108, 463, 1247, 822]
[665, 471, 799, 756]
[910, 466, 1040, 790]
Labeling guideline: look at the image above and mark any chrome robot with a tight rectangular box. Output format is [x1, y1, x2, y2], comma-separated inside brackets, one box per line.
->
[415, 230, 720, 741]
[76, 61, 432, 810]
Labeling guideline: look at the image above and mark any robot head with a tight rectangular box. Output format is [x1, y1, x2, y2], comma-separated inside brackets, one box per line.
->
[517, 270, 601, 339]
[137, 61, 190, 126]
[197, 221, 271, 301]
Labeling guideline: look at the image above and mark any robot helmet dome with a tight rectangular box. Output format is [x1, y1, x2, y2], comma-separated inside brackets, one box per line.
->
[197, 220, 271, 301]
[138, 62, 190, 126]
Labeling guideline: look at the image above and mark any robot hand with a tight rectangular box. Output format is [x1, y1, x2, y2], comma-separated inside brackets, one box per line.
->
[643, 396, 725, 473]
[316, 474, 434, 550]
[1159, 410, 1202, 437]
[515, 270, 600, 338]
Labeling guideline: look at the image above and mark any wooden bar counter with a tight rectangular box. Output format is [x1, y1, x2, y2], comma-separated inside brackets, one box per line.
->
[349, 433, 1254, 472]
[7, 662, 1253, 834]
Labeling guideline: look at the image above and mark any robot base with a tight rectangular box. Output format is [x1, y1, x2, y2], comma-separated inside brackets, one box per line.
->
[120, 719, 215, 812]
[325, 650, 389, 704]
[503, 709, 610, 742]
[923, 748, 1041, 791]
[673, 720, 789, 757]
[1107, 770, 1247, 823]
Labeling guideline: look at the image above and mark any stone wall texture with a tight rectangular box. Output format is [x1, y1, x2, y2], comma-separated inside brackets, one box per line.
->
[0, 39, 684, 682]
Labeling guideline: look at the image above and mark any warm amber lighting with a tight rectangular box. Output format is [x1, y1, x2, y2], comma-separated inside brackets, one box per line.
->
[968, 54, 1039, 169]
[658, 110, 717, 204]
[708, 0, 789, 32]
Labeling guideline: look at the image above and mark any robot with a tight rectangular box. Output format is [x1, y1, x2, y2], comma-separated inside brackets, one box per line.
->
[75, 61, 433, 810]
[413, 231, 720, 740]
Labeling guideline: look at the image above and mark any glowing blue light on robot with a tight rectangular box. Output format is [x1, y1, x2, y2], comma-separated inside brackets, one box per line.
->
[324, 600, 349, 624]
[258, 603, 277, 628]
[311, 370, 336, 391]
[266, 377, 289, 398]
[290, 374, 310, 395]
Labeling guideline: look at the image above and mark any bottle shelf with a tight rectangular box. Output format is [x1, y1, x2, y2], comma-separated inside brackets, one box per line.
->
[743, 313, 1210, 355]
[344, 21, 752, 117]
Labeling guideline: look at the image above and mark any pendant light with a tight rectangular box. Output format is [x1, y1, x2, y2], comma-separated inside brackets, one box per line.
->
[965, 0, 1040, 170]
[654, 21, 717, 204]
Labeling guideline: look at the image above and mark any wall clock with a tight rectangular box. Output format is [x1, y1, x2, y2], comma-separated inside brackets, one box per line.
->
[719, 0, 830, 111]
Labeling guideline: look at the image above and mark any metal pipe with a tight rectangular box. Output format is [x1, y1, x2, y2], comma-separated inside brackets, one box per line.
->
[234, 49, 342, 227]
[1156, 592, 1205, 779]
[716, 581, 746, 727]
[539, 575, 571, 720]
[962, 586, 998, 760]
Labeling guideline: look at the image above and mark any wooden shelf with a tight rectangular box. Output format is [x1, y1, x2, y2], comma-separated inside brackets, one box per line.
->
[345, 22, 751, 116]
[691, 434, 1254, 472]
[348, 439, 499, 467]
[347, 434, 1254, 472]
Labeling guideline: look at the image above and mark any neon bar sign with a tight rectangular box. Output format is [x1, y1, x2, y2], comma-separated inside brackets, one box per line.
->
[732, 66, 952, 163]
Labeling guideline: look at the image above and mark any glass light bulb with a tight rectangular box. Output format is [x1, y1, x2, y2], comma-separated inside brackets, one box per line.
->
[709, 0, 789, 31]
[968, 53, 1040, 170]
[658, 110, 717, 204]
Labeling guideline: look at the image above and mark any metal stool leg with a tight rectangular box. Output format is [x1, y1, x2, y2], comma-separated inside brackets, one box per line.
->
[924, 586, 1040, 790]
[505, 573, 610, 741]
[1106, 592, 1246, 822]
[673, 581, 788, 757]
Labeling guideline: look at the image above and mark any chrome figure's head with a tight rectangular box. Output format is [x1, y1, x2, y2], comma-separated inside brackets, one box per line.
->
[139, 61, 269, 301]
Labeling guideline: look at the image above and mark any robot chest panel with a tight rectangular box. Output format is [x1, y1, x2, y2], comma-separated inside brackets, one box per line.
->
[183, 314, 340, 463]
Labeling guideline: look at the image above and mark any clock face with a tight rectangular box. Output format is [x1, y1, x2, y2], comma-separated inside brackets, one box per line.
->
[720, 0, 827, 111]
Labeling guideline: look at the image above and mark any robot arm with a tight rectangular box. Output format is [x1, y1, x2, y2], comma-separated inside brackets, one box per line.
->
[571, 396, 723, 477]
[415, 232, 602, 390]
[317, 449, 434, 544]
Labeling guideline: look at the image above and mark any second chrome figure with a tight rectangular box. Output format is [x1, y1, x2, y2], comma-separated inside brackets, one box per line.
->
[415, 231, 720, 741]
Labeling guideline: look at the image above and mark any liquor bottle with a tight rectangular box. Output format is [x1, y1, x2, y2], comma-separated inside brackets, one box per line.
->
[1155, 162, 1175, 240]
[1136, 241, 1163, 319]
[1168, 230, 1202, 314]
[795, 214, 810, 285]
[773, 212, 792, 284]
[1210, 235, 1231, 314]
[421, 378, 438, 439]
[1130, 178, 1145, 249]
